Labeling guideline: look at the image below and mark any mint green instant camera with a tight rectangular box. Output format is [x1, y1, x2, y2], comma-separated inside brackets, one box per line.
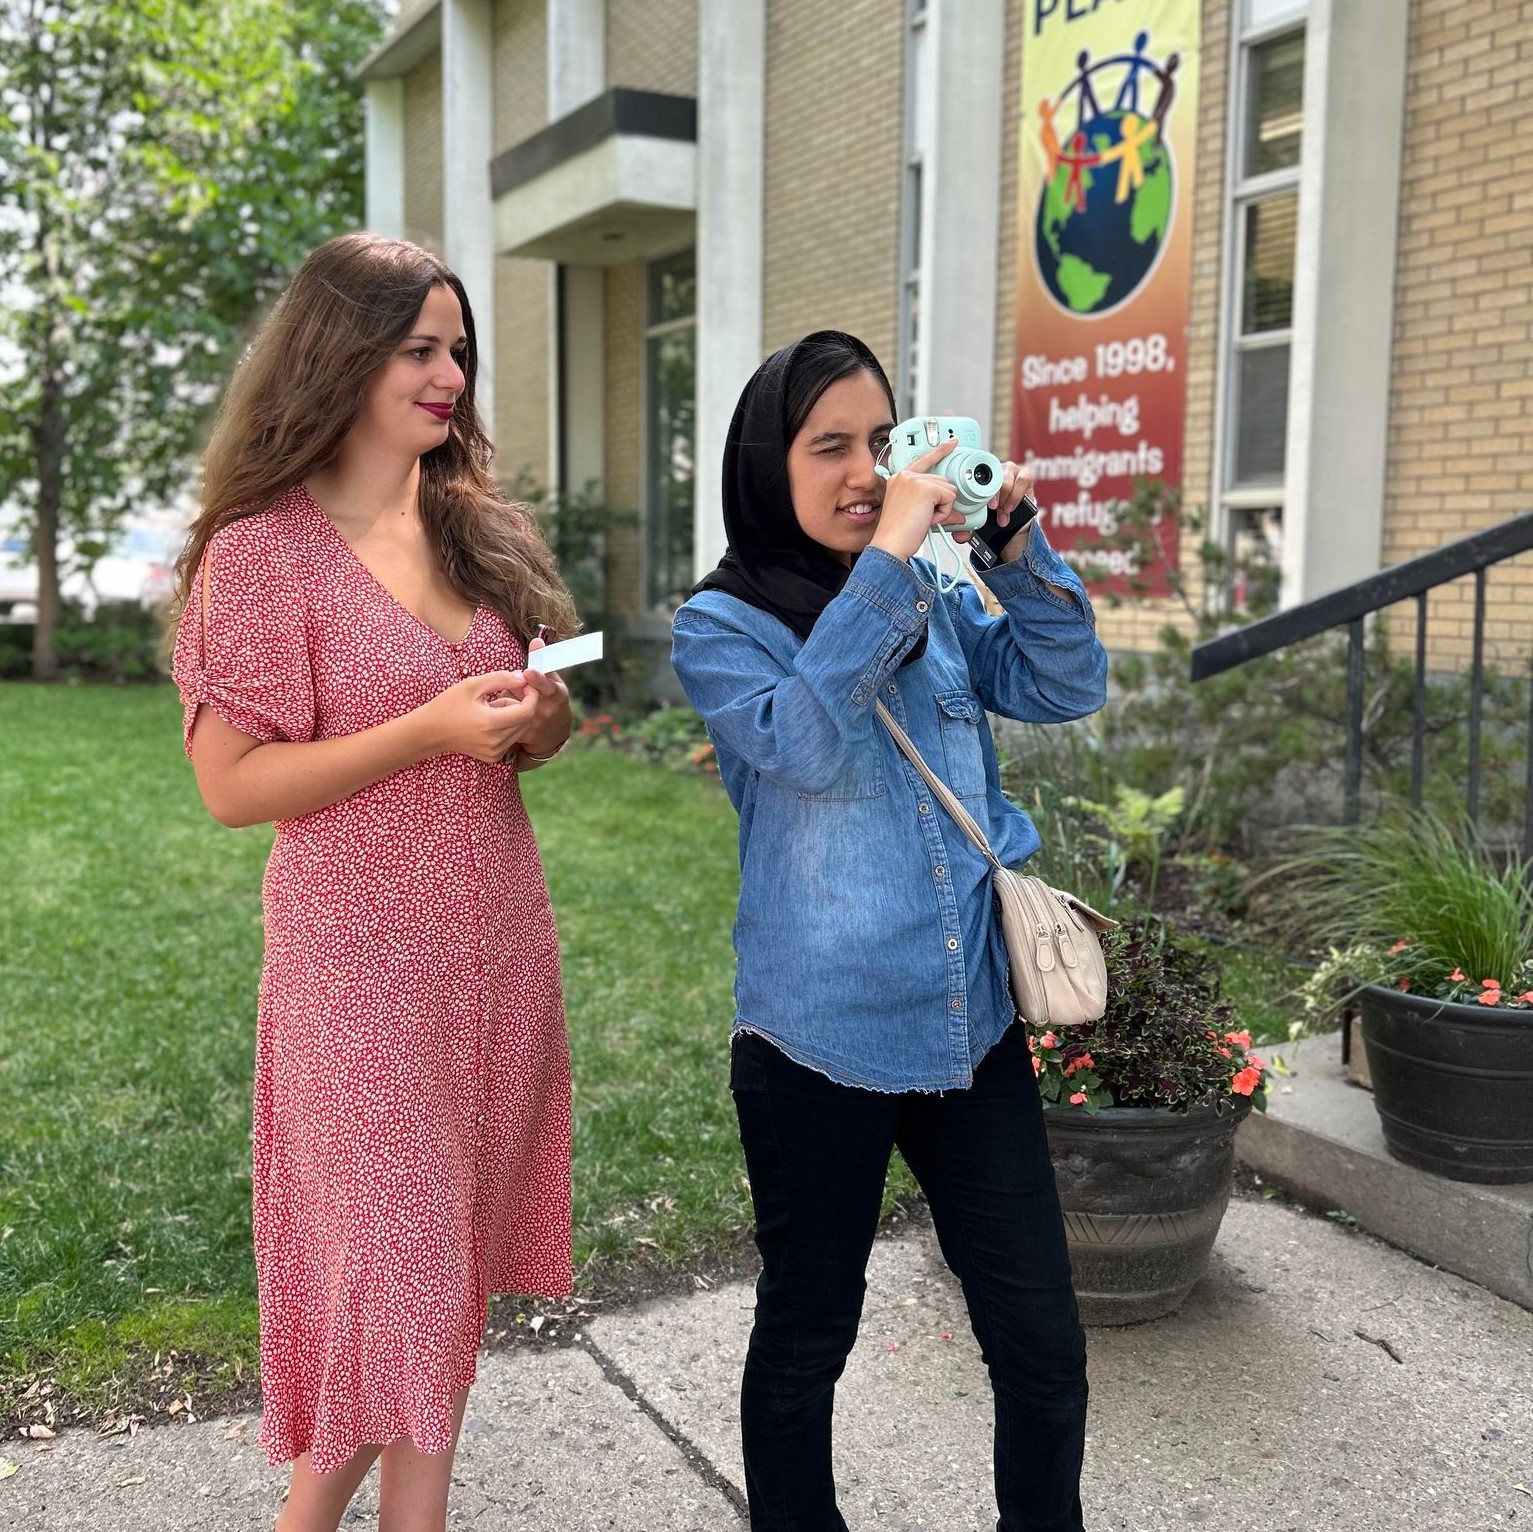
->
[875, 416, 1004, 531]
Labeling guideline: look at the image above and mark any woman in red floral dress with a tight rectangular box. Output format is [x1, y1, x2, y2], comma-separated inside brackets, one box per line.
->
[170, 235, 579, 1532]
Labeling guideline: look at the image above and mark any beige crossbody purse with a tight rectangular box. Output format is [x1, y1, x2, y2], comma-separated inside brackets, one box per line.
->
[876, 702, 1117, 1027]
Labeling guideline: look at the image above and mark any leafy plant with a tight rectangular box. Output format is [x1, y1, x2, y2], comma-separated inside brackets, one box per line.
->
[1275, 812, 1533, 1021]
[1028, 917, 1270, 1114]
[0, 0, 389, 679]
[1081, 482, 1532, 850]
[1060, 783, 1184, 910]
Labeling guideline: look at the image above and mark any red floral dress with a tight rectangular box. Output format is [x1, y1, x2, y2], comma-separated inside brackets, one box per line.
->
[172, 485, 572, 1474]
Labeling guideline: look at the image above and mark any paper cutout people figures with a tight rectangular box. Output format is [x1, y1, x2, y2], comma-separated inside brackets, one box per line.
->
[1113, 31, 1156, 114]
[1039, 98, 1063, 178]
[1096, 112, 1156, 204]
[1058, 132, 1101, 214]
[1068, 49, 1102, 132]
[1152, 52, 1181, 138]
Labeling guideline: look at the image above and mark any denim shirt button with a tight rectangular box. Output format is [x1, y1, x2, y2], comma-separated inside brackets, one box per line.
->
[919, 802, 931, 815]
[946, 936, 959, 951]
[915, 600, 929, 613]
[934, 866, 946, 879]
[949, 997, 963, 1012]
[887, 683, 897, 695]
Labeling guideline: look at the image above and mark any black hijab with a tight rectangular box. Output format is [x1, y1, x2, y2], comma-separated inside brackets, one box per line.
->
[693, 330, 927, 662]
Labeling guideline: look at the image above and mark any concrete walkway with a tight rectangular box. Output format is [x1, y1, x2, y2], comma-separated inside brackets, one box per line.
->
[4, 1195, 1530, 1531]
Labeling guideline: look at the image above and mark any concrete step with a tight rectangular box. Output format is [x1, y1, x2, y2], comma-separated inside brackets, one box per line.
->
[1236, 1029, 1533, 1311]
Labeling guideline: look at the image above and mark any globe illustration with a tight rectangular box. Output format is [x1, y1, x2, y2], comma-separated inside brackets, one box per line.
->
[1034, 109, 1172, 316]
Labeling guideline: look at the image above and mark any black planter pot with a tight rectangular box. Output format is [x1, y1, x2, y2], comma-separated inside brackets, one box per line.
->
[1359, 984, 1533, 1184]
[1043, 1097, 1250, 1327]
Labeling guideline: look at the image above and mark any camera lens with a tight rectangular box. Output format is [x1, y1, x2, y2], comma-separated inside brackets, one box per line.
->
[971, 463, 994, 486]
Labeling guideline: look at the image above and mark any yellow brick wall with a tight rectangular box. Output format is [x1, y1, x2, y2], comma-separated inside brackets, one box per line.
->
[761, 0, 902, 364]
[607, 0, 697, 97]
[604, 262, 644, 621]
[494, 0, 547, 150]
[493, 262, 552, 489]
[991, 0, 1229, 655]
[1383, 0, 1533, 671]
[402, 53, 444, 250]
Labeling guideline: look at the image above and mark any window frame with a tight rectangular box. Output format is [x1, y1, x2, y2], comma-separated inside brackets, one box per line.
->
[639, 246, 697, 615]
[1214, 6, 1308, 540]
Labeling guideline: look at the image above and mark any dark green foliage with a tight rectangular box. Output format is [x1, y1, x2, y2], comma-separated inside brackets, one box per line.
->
[0, 0, 389, 677]
[52, 600, 164, 682]
[1083, 483, 1531, 851]
[1046, 918, 1254, 1112]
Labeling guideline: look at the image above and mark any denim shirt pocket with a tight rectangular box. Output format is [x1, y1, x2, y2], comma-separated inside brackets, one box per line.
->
[936, 689, 988, 799]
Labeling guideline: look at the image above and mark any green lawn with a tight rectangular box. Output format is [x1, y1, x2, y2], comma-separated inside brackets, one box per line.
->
[0, 685, 1306, 1421]
[0, 685, 748, 1413]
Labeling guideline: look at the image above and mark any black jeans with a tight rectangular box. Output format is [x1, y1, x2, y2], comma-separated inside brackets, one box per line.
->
[730, 1023, 1088, 1532]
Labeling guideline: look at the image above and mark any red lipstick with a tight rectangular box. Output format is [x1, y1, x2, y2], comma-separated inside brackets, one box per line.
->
[418, 401, 454, 421]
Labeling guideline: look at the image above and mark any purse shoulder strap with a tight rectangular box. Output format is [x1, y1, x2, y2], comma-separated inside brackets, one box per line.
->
[874, 700, 1004, 873]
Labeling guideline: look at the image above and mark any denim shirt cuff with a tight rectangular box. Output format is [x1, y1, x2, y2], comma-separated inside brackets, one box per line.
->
[843, 548, 935, 703]
[973, 522, 1095, 625]
[846, 546, 935, 626]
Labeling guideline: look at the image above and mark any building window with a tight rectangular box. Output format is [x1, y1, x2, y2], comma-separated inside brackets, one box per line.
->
[643, 248, 696, 611]
[1220, 5, 1305, 547]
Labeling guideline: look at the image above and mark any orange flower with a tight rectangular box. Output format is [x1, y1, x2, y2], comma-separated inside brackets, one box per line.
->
[1032, 1055, 1043, 1077]
[1249, 1054, 1266, 1073]
[1396, 978, 1411, 991]
[1389, 940, 1409, 955]
[1448, 969, 1466, 983]
[1040, 1031, 1058, 1050]
[1069, 1091, 1088, 1105]
[1224, 1030, 1253, 1051]
[1475, 989, 1503, 1006]
[1519, 991, 1533, 1005]
[1480, 978, 1502, 990]
[1231, 1066, 1262, 1097]
[1077, 1052, 1094, 1069]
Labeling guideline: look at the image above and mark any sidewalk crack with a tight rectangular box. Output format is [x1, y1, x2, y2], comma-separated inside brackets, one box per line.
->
[578, 1338, 748, 1520]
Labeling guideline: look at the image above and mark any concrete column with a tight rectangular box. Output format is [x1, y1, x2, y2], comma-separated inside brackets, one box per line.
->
[561, 265, 607, 499]
[548, 0, 605, 119]
[917, 0, 1006, 434]
[364, 78, 406, 238]
[442, 0, 496, 434]
[695, 0, 765, 579]
[1281, 0, 1409, 602]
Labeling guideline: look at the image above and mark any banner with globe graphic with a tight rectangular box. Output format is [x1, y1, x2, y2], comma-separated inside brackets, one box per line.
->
[1009, 0, 1201, 594]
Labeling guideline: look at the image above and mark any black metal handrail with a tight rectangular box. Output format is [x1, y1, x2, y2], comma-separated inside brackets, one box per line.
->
[1190, 511, 1533, 849]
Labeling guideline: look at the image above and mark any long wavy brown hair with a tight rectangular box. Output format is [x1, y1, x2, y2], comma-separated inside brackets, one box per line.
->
[170, 233, 579, 644]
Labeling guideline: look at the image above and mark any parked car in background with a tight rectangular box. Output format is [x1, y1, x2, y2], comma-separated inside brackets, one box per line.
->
[0, 516, 185, 624]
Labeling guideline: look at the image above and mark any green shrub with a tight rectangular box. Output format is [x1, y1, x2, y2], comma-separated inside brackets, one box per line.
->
[46, 601, 165, 683]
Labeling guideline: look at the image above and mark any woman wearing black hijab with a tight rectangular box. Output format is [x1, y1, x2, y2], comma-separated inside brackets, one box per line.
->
[672, 331, 1108, 1532]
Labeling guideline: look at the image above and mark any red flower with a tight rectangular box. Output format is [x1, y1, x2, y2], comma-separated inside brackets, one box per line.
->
[1231, 1066, 1262, 1096]
[1224, 1029, 1253, 1051]
[1039, 1031, 1058, 1050]
[1396, 978, 1411, 992]
[1389, 940, 1409, 955]
[1032, 1055, 1043, 1077]
[1448, 968, 1466, 983]
[1077, 1052, 1094, 1069]
[1476, 989, 1503, 1006]
[1480, 978, 1502, 990]
[1518, 991, 1533, 1005]
[1069, 1091, 1088, 1105]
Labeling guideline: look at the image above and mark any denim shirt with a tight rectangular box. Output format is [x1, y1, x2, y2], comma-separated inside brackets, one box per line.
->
[670, 524, 1108, 1092]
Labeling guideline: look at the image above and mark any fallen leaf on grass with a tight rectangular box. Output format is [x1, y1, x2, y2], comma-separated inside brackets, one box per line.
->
[1513, 1483, 1531, 1498]
[0, 1460, 18, 1481]
[116, 1476, 145, 1488]
[224, 1423, 246, 1439]
[24, 1425, 54, 1440]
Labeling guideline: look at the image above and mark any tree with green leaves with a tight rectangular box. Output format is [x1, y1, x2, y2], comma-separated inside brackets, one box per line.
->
[0, 0, 387, 678]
